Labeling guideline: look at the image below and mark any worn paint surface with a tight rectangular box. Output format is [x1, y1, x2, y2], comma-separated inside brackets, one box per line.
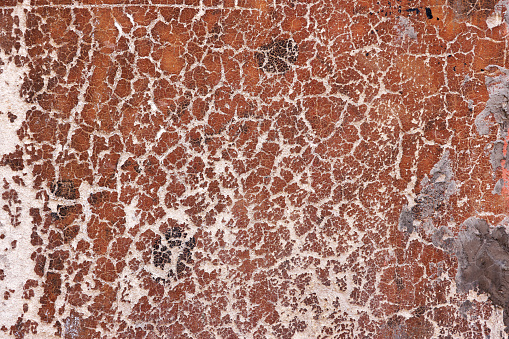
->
[1, 0, 509, 338]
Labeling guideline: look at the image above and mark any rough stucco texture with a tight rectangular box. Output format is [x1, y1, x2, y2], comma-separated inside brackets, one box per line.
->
[1, 0, 509, 338]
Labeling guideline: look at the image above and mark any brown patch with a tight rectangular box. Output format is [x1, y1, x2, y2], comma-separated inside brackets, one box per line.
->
[1, 147, 23, 171]
[7, 112, 17, 122]
[38, 272, 61, 323]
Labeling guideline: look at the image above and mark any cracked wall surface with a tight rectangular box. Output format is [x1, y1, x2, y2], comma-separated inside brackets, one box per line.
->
[1, 0, 509, 338]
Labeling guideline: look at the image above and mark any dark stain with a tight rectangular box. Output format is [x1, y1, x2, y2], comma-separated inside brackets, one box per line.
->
[88, 191, 108, 206]
[152, 226, 196, 283]
[50, 180, 77, 200]
[153, 243, 171, 269]
[57, 205, 73, 218]
[51, 204, 76, 221]
[255, 39, 298, 74]
[185, 236, 196, 249]
[387, 315, 403, 328]
[395, 275, 404, 290]
[120, 159, 141, 173]
[413, 305, 427, 317]
[405, 8, 420, 14]
[176, 96, 191, 117]
[165, 226, 183, 242]
[63, 224, 80, 243]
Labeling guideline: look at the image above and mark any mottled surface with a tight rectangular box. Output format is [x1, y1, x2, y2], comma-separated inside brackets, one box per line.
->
[1, 0, 509, 338]
[456, 218, 509, 328]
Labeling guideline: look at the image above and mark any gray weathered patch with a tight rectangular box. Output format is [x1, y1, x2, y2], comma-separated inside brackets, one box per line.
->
[398, 151, 456, 235]
[493, 178, 504, 195]
[455, 217, 509, 328]
[431, 225, 456, 250]
[491, 141, 506, 170]
[397, 17, 417, 40]
[459, 300, 473, 319]
[476, 66, 509, 156]
[475, 66, 509, 197]
[398, 206, 414, 233]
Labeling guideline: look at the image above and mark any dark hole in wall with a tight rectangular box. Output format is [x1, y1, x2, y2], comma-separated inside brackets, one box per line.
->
[425, 7, 433, 19]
